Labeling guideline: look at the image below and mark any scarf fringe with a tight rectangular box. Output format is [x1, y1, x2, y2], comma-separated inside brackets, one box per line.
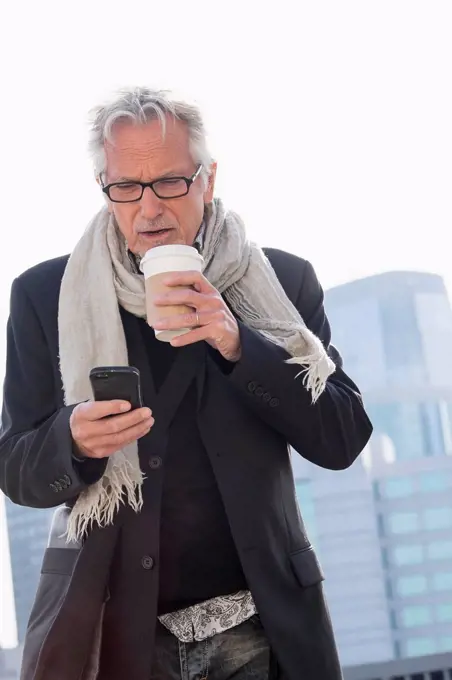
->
[283, 324, 336, 403]
[286, 352, 336, 403]
[66, 457, 144, 543]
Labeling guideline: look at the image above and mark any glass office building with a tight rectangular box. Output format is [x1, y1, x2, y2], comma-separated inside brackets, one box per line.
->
[5, 501, 53, 644]
[293, 271, 452, 666]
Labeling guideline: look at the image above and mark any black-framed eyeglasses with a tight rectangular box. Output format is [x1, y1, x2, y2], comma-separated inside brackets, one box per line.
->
[101, 165, 203, 203]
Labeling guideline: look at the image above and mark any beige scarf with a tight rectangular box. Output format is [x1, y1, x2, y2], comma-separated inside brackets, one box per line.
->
[59, 198, 335, 542]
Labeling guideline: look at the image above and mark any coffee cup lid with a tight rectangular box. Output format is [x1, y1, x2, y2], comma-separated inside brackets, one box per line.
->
[140, 244, 202, 267]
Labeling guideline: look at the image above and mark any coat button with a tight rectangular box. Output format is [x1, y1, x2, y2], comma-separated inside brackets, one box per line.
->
[149, 456, 162, 470]
[269, 398, 280, 408]
[49, 483, 58, 492]
[142, 556, 154, 570]
[54, 480, 62, 492]
[262, 392, 271, 402]
[255, 386, 264, 397]
[63, 474, 72, 486]
[247, 381, 258, 393]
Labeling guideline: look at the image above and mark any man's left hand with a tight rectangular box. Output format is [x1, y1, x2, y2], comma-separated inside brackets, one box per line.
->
[152, 271, 241, 362]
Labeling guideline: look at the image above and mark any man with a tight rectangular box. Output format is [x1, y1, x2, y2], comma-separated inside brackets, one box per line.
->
[0, 88, 372, 680]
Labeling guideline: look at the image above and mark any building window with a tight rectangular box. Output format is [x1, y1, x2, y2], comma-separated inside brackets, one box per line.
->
[420, 402, 446, 458]
[372, 481, 382, 501]
[396, 575, 427, 596]
[405, 637, 436, 657]
[401, 605, 432, 627]
[377, 513, 385, 537]
[385, 578, 394, 599]
[439, 636, 452, 652]
[389, 512, 419, 534]
[420, 471, 449, 493]
[393, 544, 424, 565]
[433, 572, 452, 591]
[424, 507, 452, 530]
[380, 294, 424, 371]
[437, 603, 452, 622]
[367, 402, 426, 461]
[390, 610, 398, 630]
[381, 476, 414, 498]
[428, 540, 452, 560]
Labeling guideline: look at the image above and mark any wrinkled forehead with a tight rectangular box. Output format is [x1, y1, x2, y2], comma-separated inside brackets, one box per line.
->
[104, 117, 193, 180]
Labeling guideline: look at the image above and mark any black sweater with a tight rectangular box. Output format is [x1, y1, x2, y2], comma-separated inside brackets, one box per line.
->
[138, 319, 247, 615]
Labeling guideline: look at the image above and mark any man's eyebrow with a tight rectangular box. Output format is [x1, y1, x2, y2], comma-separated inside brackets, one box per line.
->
[110, 175, 140, 183]
[153, 169, 190, 179]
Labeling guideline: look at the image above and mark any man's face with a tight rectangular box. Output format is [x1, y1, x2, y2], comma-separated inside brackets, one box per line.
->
[103, 117, 215, 255]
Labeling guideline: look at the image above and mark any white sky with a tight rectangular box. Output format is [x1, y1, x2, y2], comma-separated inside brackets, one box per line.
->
[1, 0, 452, 648]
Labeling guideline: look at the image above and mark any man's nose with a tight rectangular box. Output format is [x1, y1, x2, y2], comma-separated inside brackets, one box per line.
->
[140, 187, 163, 219]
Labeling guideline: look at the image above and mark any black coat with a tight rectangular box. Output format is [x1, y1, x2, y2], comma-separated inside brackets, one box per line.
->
[0, 248, 372, 680]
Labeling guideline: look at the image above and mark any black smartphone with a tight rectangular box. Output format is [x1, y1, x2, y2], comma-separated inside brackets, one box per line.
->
[89, 366, 143, 410]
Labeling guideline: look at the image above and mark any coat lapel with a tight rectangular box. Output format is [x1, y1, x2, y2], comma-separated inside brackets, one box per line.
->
[120, 310, 206, 436]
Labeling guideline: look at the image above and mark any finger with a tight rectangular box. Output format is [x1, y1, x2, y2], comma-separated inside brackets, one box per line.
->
[154, 309, 215, 332]
[161, 271, 213, 293]
[153, 287, 207, 308]
[76, 399, 132, 421]
[87, 417, 154, 455]
[91, 407, 152, 433]
[72, 407, 152, 441]
[170, 325, 213, 348]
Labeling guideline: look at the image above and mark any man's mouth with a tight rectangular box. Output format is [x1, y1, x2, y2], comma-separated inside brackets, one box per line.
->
[140, 228, 171, 236]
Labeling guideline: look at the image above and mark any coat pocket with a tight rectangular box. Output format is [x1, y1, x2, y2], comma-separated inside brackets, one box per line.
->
[22, 550, 80, 679]
[290, 546, 325, 588]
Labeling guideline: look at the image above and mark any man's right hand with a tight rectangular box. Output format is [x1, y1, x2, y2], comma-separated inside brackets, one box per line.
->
[70, 400, 154, 460]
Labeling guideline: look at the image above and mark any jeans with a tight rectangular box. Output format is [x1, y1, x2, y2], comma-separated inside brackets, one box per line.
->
[150, 616, 274, 680]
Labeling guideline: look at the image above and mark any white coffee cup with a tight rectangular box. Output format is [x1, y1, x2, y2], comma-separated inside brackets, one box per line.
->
[140, 244, 204, 342]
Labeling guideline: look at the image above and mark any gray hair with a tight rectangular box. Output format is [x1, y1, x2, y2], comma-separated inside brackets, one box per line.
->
[88, 87, 213, 181]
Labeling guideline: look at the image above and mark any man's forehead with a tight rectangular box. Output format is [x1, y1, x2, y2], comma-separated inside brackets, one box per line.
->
[104, 118, 192, 179]
[105, 117, 189, 153]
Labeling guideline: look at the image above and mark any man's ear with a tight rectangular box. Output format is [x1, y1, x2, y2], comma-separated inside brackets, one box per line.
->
[204, 162, 217, 203]
[96, 174, 112, 212]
